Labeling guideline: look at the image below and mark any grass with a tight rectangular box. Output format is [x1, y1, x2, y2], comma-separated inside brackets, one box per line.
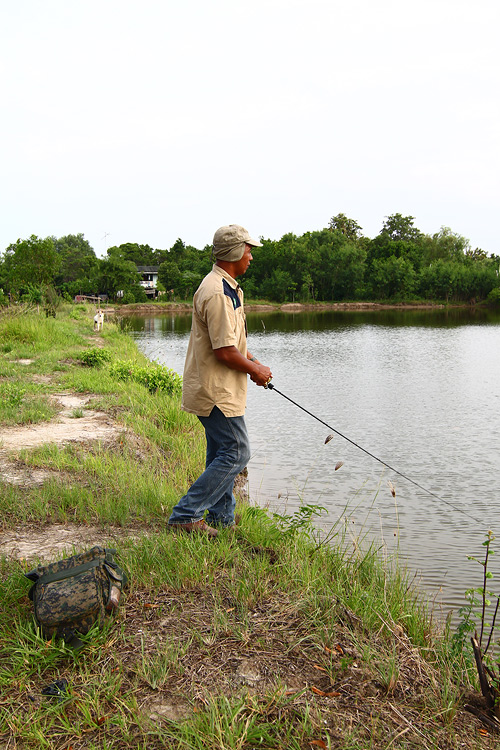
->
[0, 304, 492, 748]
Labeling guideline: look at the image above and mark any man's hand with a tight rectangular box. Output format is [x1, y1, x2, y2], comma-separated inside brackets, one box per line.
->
[250, 363, 272, 387]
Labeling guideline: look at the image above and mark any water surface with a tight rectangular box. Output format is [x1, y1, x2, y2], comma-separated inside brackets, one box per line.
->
[127, 307, 500, 621]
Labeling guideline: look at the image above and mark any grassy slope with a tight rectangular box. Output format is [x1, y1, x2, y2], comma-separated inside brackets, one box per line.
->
[0, 305, 490, 749]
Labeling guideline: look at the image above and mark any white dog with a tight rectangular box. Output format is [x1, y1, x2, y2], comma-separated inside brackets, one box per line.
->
[93, 309, 104, 332]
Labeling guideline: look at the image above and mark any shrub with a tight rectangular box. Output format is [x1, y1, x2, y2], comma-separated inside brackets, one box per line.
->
[108, 360, 182, 395]
[122, 291, 135, 305]
[108, 360, 134, 381]
[134, 364, 183, 394]
[80, 348, 112, 367]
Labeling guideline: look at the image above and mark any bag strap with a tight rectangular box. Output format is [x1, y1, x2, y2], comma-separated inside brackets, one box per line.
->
[36, 558, 102, 586]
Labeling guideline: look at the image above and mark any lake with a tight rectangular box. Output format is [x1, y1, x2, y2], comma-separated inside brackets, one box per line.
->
[126, 306, 500, 623]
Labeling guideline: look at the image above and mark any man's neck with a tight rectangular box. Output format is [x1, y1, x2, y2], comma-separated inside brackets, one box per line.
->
[215, 260, 237, 280]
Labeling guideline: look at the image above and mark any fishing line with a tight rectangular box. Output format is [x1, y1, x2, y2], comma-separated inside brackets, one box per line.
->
[266, 382, 482, 525]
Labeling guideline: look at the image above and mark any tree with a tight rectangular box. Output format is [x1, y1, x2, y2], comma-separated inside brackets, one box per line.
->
[53, 234, 97, 280]
[52, 233, 98, 296]
[418, 260, 456, 301]
[107, 243, 156, 265]
[328, 213, 363, 242]
[157, 241, 212, 298]
[97, 256, 145, 300]
[328, 243, 367, 300]
[380, 214, 423, 243]
[158, 258, 182, 292]
[3, 235, 60, 293]
[422, 227, 470, 265]
[367, 215, 425, 271]
[370, 256, 416, 299]
[261, 268, 295, 302]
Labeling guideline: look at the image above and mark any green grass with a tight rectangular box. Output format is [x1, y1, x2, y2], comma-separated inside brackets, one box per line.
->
[0, 304, 489, 749]
[0, 380, 59, 426]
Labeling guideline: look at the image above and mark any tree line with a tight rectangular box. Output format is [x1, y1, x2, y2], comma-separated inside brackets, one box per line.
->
[0, 214, 499, 306]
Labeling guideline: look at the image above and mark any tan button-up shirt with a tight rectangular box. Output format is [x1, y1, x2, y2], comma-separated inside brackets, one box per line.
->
[181, 265, 248, 417]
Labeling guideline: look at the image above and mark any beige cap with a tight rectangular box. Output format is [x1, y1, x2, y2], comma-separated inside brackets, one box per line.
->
[212, 224, 263, 262]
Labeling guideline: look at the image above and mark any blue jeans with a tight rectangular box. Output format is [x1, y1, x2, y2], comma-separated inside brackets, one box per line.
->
[168, 406, 251, 528]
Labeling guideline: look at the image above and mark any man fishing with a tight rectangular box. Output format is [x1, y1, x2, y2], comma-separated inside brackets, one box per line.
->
[168, 224, 272, 537]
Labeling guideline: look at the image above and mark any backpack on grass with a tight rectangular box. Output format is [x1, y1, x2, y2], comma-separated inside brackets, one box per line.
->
[25, 546, 128, 648]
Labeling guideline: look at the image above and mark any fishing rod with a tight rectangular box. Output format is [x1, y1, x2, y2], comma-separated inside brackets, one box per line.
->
[265, 381, 481, 525]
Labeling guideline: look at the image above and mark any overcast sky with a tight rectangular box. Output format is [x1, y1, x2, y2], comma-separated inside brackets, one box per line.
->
[1, 0, 498, 257]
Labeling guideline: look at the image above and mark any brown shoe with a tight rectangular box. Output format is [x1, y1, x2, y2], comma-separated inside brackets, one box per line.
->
[169, 519, 218, 538]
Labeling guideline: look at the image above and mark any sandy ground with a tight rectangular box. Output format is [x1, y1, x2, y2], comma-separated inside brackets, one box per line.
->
[0, 522, 138, 562]
[0, 393, 120, 454]
[0, 391, 128, 560]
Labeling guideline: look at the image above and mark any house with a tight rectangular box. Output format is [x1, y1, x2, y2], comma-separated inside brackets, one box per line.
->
[136, 266, 160, 298]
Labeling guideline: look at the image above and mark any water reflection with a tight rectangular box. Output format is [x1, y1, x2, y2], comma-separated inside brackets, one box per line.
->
[126, 307, 500, 622]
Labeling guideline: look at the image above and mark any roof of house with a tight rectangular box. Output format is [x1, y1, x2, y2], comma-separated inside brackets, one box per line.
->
[136, 266, 159, 273]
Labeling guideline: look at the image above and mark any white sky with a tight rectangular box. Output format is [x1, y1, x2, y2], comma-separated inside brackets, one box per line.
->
[1, 0, 499, 257]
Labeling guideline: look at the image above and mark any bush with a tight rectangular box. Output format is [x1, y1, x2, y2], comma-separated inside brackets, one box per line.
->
[80, 348, 112, 367]
[121, 291, 135, 305]
[108, 360, 182, 395]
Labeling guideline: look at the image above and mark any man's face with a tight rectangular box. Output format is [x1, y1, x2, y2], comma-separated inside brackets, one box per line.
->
[234, 244, 253, 276]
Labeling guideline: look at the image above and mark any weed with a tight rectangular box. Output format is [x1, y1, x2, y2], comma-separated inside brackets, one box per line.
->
[454, 531, 500, 658]
[0, 381, 26, 406]
[272, 503, 326, 540]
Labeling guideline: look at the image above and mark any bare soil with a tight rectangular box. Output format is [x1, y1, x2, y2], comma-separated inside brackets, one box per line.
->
[0, 522, 138, 561]
[0, 390, 131, 559]
[0, 393, 124, 490]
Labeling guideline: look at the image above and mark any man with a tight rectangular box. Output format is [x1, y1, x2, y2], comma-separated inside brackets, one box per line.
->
[168, 225, 272, 537]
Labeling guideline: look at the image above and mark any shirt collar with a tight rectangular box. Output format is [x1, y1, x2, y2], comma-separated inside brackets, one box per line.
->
[212, 263, 240, 291]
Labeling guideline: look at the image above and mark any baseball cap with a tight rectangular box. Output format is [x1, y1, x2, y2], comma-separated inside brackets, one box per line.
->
[212, 224, 263, 262]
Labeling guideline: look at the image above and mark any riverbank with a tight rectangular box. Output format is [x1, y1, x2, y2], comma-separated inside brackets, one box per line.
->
[0, 304, 495, 748]
[115, 300, 453, 315]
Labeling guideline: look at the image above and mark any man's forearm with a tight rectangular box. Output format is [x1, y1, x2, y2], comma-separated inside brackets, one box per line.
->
[213, 346, 272, 387]
[214, 346, 258, 374]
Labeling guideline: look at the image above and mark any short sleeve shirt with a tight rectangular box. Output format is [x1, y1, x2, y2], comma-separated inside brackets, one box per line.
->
[181, 265, 248, 417]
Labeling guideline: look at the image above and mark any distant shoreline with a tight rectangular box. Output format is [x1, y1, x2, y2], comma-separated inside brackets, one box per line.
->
[114, 300, 461, 315]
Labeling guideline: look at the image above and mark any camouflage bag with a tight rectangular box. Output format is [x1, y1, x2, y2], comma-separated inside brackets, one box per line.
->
[25, 546, 127, 648]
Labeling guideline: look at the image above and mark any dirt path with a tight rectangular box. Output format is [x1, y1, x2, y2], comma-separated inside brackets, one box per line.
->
[1, 393, 121, 454]
[1, 522, 138, 562]
[0, 392, 128, 559]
